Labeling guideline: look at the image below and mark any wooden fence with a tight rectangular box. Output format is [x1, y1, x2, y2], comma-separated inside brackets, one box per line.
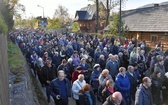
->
[0, 34, 9, 105]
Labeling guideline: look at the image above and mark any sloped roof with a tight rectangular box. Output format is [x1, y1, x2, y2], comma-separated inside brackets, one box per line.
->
[75, 11, 88, 20]
[137, 1, 168, 9]
[75, 4, 96, 21]
[122, 4, 168, 32]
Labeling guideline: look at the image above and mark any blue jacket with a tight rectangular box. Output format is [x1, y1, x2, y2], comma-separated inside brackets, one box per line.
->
[91, 68, 101, 81]
[105, 60, 119, 78]
[52, 55, 61, 68]
[135, 84, 153, 105]
[115, 73, 130, 99]
[49, 78, 71, 99]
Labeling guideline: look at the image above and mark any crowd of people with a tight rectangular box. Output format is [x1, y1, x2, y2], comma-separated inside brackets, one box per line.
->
[10, 28, 168, 105]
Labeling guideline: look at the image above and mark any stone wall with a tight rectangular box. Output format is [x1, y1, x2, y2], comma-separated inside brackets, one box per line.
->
[0, 34, 9, 105]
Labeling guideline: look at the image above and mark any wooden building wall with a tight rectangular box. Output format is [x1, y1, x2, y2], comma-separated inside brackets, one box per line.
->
[128, 31, 168, 50]
[77, 20, 106, 33]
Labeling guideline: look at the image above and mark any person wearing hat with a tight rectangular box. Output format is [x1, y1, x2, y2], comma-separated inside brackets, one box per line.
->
[41, 57, 56, 103]
[72, 66, 84, 84]
[91, 64, 102, 95]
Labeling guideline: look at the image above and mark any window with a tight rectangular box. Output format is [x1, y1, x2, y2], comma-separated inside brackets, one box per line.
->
[151, 35, 157, 43]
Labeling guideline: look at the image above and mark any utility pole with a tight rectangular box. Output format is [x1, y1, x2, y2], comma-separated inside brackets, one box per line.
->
[106, 0, 109, 26]
[95, 0, 99, 33]
[119, 0, 122, 37]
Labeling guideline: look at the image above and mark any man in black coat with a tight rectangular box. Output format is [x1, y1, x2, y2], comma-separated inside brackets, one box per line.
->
[41, 57, 56, 103]
[103, 91, 126, 105]
[126, 65, 139, 101]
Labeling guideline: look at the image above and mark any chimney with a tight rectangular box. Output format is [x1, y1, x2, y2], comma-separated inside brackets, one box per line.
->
[154, 4, 159, 7]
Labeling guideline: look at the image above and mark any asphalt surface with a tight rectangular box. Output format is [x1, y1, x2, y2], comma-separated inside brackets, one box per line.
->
[32, 69, 102, 105]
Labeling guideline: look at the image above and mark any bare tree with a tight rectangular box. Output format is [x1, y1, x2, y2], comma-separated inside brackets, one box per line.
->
[53, 5, 69, 21]
[101, 0, 127, 26]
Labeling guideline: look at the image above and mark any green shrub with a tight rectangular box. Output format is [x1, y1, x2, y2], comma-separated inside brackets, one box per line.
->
[146, 46, 152, 54]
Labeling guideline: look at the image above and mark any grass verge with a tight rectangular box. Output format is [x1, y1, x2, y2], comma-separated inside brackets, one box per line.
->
[8, 42, 25, 75]
[8, 41, 48, 105]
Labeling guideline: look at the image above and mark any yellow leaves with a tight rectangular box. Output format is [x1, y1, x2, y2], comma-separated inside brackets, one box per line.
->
[72, 22, 80, 32]
[10, 0, 18, 5]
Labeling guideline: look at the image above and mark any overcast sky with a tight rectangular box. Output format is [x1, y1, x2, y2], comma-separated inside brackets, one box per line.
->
[19, 0, 168, 18]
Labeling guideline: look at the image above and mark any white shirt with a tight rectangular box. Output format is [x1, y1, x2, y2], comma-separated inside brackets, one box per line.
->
[72, 79, 86, 100]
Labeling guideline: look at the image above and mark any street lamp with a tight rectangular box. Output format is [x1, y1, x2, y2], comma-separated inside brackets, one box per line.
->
[37, 5, 44, 18]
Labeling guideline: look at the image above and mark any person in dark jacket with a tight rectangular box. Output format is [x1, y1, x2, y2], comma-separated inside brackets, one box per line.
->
[102, 80, 115, 103]
[86, 56, 95, 70]
[36, 45, 44, 57]
[162, 72, 168, 104]
[102, 47, 109, 61]
[80, 58, 89, 71]
[57, 59, 70, 79]
[135, 77, 153, 105]
[115, 67, 131, 105]
[49, 70, 71, 105]
[41, 57, 56, 103]
[30, 51, 39, 77]
[164, 56, 168, 72]
[67, 58, 75, 81]
[35, 57, 44, 87]
[52, 52, 61, 70]
[98, 54, 106, 70]
[126, 65, 139, 101]
[151, 70, 162, 105]
[90, 64, 102, 93]
[79, 84, 96, 105]
[105, 54, 119, 80]
[103, 91, 126, 105]
[94, 47, 101, 63]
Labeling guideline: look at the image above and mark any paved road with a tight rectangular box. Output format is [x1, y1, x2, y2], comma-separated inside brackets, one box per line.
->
[49, 95, 102, 105]
[32, 69, 102, 105]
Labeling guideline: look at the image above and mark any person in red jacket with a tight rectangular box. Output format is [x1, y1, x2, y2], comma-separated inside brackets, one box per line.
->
[72, 66, 84, 84]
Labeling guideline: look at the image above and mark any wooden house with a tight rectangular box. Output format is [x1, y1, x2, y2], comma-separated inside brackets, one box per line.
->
[74, 3, 106, 33]
[104, 2, 168, 50]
